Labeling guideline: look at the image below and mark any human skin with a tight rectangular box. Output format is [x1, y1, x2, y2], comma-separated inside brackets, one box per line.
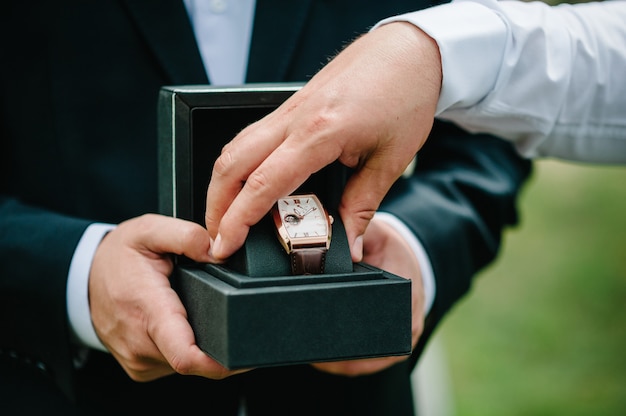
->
[204, 22, 441, 264]
[89, 214, 247, 381]
[313, 218, 424, 376]
[89, 21, 438, 382]
[88, 214, 423, 380]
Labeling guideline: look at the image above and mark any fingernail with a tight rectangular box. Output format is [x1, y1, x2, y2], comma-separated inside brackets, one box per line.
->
[351, 235, 363, 262]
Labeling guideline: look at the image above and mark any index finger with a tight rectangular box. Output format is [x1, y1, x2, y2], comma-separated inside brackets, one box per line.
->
[204, 118, 281, 239]
[208, 139, 336, 260]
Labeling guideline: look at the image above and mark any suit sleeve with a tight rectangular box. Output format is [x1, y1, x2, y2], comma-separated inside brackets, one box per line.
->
[0, 197, 93, 400]
[379, 120, 532, 364]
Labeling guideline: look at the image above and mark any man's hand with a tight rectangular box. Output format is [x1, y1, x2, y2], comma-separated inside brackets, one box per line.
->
[205, 22, 442, 262]
[89, 214, 248, 381]
[312, 217, 425, 376]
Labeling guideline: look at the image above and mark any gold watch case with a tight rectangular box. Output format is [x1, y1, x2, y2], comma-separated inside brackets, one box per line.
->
[272, 193, 333, 254]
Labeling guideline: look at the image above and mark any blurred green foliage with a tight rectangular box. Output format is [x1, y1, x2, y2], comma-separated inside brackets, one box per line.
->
[439, 160, 626, 415]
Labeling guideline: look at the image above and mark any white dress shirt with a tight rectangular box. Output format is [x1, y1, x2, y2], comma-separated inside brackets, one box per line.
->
[183, 0, 255, 84]
[377, 0, 626, 164]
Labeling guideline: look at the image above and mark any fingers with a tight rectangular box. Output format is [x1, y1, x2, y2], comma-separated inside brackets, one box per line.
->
[312, 355, 407, 377]
[206, 104, 344, 260]
[338, 154, 409, 261]
[130, 214, 213, 263]
[111, 288, 243, 381]
[91, 214, 247, 381]
[207, 145, 309, 260]
[204, 110, 294, 259]
[204, 22, 441, 261]
[204, 118, 281, 239]
[311, 217, 424, 377]
[130, 215, 254, 379]
[148, 300, 247, 380]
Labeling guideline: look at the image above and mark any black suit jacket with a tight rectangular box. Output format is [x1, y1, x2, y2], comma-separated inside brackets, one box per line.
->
[0, 1, 531, 415]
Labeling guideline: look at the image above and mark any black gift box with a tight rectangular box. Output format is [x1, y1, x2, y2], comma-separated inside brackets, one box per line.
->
[157, 84, 411, 369]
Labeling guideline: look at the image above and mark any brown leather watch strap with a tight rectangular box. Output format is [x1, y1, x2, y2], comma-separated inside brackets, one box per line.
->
[290, 248, 327, 275]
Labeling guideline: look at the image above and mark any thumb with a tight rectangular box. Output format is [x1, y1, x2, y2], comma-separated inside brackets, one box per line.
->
[339, 167, 398, 262]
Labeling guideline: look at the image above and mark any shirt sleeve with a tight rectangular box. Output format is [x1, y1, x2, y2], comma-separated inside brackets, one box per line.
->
[374, 0, 626, 164]
[67, 223, 114, 352]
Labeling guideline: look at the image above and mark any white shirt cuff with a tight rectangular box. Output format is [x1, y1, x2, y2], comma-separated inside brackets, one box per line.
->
[67, 223, 115, 352]
[373, 212, 435, 315]
[372, 0, 508, 115]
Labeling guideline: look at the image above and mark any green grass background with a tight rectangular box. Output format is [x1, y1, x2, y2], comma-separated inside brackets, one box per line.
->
[436, 159, 626, 415]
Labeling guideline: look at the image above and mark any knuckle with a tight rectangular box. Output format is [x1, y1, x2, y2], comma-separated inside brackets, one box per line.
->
[170, 355, 193, 376]
[244, 170, 271, 196]
[340, 201, 376, 223]
[121, 354, 154, 381]
[212, 148, 235, 178]
[131, 213, 158, 232]
[178, 222, 200, 245]
[306, 111, 332, 133]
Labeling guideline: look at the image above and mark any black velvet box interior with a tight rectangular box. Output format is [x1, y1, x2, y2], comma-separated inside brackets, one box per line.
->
[157, 84, 412, 369]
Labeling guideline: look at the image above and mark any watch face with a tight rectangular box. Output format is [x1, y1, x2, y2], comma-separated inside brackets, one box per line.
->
[276, 194, 328, 239]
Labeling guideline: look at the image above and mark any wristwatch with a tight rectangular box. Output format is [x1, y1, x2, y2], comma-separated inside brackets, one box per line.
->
[272, 193, 333, 275]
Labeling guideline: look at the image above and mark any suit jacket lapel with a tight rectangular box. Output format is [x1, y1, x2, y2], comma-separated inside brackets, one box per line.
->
[247, 0, 314, 82]
[122, 0, 208, 84]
